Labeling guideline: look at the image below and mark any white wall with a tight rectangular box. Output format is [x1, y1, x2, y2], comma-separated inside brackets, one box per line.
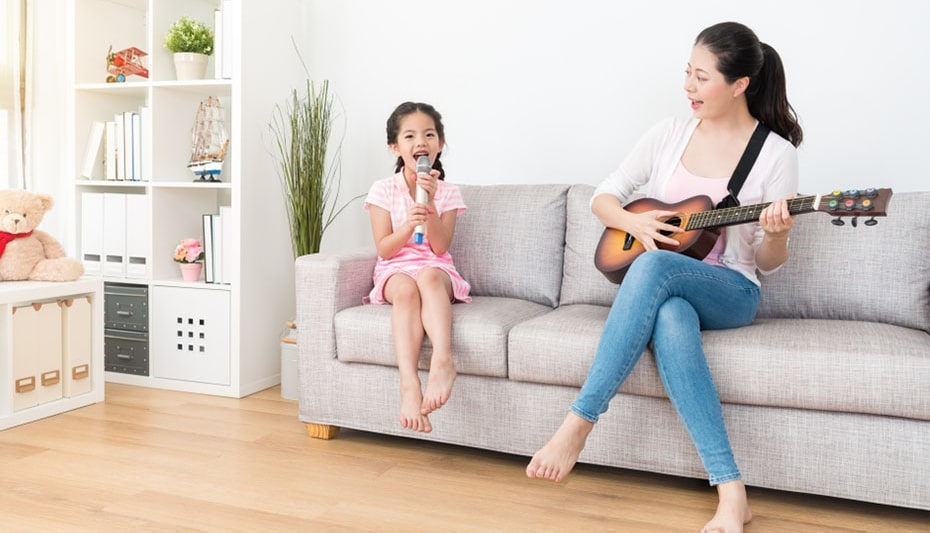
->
[301, 0, 930, 252]
[35, 1, 930, 253]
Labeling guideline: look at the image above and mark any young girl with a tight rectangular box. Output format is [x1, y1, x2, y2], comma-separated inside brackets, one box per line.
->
[364, 101, 470, 434]
[526, 22, 802, 533]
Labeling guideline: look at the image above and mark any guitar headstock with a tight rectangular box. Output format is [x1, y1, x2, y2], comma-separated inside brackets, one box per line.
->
[815, 188, 892, 225]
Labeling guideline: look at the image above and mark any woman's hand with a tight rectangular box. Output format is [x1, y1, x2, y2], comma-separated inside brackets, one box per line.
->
[759, 198, 793, 237]
[756, 197, 793, 271]
[626, 209, 686, 251]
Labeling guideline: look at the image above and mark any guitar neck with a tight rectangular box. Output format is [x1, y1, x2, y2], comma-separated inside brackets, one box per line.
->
[687, 195, 819, 230]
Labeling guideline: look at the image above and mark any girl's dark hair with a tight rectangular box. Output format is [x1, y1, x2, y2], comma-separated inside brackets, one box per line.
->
[696, 22, 803, 147]
[386, 101, 446, 179]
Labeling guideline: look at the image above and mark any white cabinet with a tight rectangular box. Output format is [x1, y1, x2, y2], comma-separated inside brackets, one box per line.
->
[69, 0, 301, 397]
[0, 280, 104, 430]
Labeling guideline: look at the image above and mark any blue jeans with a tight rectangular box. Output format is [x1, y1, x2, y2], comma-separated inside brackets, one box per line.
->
[571, 250, 760, 485]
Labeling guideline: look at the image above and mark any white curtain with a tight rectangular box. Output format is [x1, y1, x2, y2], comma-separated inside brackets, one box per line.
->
[0, 0, 26, 189]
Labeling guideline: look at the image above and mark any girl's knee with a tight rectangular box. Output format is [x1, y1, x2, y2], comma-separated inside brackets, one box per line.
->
[385, 275, 420, 305]
[417, 268, 451, 290]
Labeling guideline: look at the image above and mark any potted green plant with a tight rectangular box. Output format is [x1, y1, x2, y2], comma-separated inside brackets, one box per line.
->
[269, 75, 360, 258]
[164, 16, 214, 80]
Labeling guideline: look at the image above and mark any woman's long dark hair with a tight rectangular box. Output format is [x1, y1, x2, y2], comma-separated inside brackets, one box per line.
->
[696, 22, 803, 147]
[385, 101, 446, 179]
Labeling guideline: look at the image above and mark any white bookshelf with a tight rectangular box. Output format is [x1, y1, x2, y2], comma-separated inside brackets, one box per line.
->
[69, 0, 300, 397]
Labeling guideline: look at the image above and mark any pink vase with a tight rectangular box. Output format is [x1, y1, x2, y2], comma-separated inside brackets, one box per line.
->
[179, 262, 203, 282]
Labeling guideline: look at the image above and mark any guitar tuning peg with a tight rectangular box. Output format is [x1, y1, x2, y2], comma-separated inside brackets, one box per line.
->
[864, 217, 878, 226]
[831, 217, 845, 226]
[851, 216, 859, 228]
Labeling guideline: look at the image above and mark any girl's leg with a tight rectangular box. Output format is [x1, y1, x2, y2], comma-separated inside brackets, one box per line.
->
[384, 273, 431, 433]
[416, 268, 456, 415]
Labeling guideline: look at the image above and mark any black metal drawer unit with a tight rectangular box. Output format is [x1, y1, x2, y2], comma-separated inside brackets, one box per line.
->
[104, 282, 149, 375]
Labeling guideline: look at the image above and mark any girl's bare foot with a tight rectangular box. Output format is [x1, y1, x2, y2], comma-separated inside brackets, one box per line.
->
[525, 412, 594, 482]
[702, 480, 752, 533]
[421, 356, 456, 415]
[400, 383, 432, 433]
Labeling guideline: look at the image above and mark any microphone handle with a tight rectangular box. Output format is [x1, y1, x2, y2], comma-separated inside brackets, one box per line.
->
[414, 185, 428, 244]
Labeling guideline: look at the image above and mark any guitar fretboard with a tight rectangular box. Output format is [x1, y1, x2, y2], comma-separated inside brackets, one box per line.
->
[686, 195, 819, 230]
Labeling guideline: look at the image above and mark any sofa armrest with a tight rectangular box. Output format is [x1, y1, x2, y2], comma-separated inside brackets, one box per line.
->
[295, 248, 377, 363]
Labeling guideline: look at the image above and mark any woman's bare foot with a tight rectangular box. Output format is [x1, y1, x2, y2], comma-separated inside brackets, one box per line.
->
[421, 355, 456, 415]
[525, 412, 594, 482]
[400, 382, 432, 433]
[702, 480, 752, 533]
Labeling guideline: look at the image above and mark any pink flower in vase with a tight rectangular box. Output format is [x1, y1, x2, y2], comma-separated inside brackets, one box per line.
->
[174, 238, 205, 263]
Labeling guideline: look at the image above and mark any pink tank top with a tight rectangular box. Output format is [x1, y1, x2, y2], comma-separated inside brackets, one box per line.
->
[665, 162, 728, 266]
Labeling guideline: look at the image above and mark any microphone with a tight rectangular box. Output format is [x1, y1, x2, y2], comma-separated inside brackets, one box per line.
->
[414, 155, 430, 244]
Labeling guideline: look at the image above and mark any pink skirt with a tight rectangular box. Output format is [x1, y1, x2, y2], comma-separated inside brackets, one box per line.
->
[365, 244, 471, 305]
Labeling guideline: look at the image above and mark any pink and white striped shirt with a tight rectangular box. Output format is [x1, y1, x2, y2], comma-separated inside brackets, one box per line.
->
[363, 172, 471, 304]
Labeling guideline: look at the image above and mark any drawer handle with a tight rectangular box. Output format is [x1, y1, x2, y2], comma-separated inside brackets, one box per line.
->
[15, 376, 35, 393]
[116, 310, 133, 317]
[116, 353, 133, 360]
[42, 370, 61, 386]
[72, 364, 90, 380]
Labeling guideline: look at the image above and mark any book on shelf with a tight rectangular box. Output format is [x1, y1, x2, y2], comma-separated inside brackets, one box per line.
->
[219, 0, 234, 79]
[213, 210, 224, 283]
[140, 106, 151, 181]
[114, 112, 125, 180]
[80, 120, 105, 179]
[214, 8, 223, 79]
[104, 120, 117, 180]
[202, 214, 215, 283]
[130, 111, 141, 181]
[96, 107, 148, 182]
[200, 209, 232, 284]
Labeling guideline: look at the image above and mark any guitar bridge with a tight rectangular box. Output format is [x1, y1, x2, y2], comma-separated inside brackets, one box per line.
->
[623, 233, 635, 251]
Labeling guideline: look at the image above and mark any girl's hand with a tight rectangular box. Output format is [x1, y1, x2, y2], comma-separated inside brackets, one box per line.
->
[405, 203, 431, 234]
[626, 209, 686, 251]
[759, 198, 794, 238]
[416, 169, 441, 204]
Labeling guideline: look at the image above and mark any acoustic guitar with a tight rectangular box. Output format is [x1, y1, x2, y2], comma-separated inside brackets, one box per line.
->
[594, 188, 893, 284]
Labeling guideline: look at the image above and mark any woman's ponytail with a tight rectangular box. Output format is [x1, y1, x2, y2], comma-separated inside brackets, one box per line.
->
[748, 43, 803, 147]
[696, 22, 804, 147]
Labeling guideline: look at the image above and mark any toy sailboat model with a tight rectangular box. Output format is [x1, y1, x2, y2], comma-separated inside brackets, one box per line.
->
[188, 96, 229, 181]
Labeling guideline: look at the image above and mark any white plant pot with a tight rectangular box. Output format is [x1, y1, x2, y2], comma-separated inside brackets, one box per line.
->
[172, 52, 209, 81]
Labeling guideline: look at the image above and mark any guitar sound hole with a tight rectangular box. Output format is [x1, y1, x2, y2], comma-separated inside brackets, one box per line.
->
[660, 216, 682, 236]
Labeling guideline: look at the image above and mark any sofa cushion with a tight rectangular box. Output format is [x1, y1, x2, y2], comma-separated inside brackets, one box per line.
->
[334, 296, 551, 378]
[560, 184, 620, 306]
[705, 318, 930, 421]
[451, 184, 569, 307]
[757, 191, 930, 333]
[509, 307, 930, 421]
[508, 304, 667, 399]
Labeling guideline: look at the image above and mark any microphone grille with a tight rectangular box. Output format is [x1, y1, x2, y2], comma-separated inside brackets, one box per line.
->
[416, 155, 431, 174]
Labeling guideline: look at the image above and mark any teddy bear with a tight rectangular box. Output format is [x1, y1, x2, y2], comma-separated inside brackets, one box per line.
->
[0, 189, 84, 282]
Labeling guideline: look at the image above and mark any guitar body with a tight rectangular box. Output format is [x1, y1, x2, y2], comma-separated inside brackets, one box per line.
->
[594, 195, 722, 284]
[592, 188, 892, 284]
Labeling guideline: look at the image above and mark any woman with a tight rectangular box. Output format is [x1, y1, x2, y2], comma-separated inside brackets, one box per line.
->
[526, 21, 802, 533]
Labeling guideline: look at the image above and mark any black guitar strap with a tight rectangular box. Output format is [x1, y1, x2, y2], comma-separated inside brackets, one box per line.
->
[715, 122, 771, 209]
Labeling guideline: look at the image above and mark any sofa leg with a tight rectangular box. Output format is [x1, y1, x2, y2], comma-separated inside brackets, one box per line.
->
[306, 422, 340, 440]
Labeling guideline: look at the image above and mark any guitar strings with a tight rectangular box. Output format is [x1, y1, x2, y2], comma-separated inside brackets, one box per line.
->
[687, 195, 817, 230]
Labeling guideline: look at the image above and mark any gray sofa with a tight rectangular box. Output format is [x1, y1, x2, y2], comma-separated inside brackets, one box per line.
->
[296, 184, 930, 511]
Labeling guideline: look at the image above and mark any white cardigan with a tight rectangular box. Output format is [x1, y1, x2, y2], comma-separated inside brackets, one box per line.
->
[592, 116, 799, 286]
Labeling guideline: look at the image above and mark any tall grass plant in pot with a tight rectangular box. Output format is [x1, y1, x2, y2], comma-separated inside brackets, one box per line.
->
[269, 75, 360, 258]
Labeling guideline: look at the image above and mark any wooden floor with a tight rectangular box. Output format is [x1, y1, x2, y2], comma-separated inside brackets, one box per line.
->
[0, 384, 926, 531]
